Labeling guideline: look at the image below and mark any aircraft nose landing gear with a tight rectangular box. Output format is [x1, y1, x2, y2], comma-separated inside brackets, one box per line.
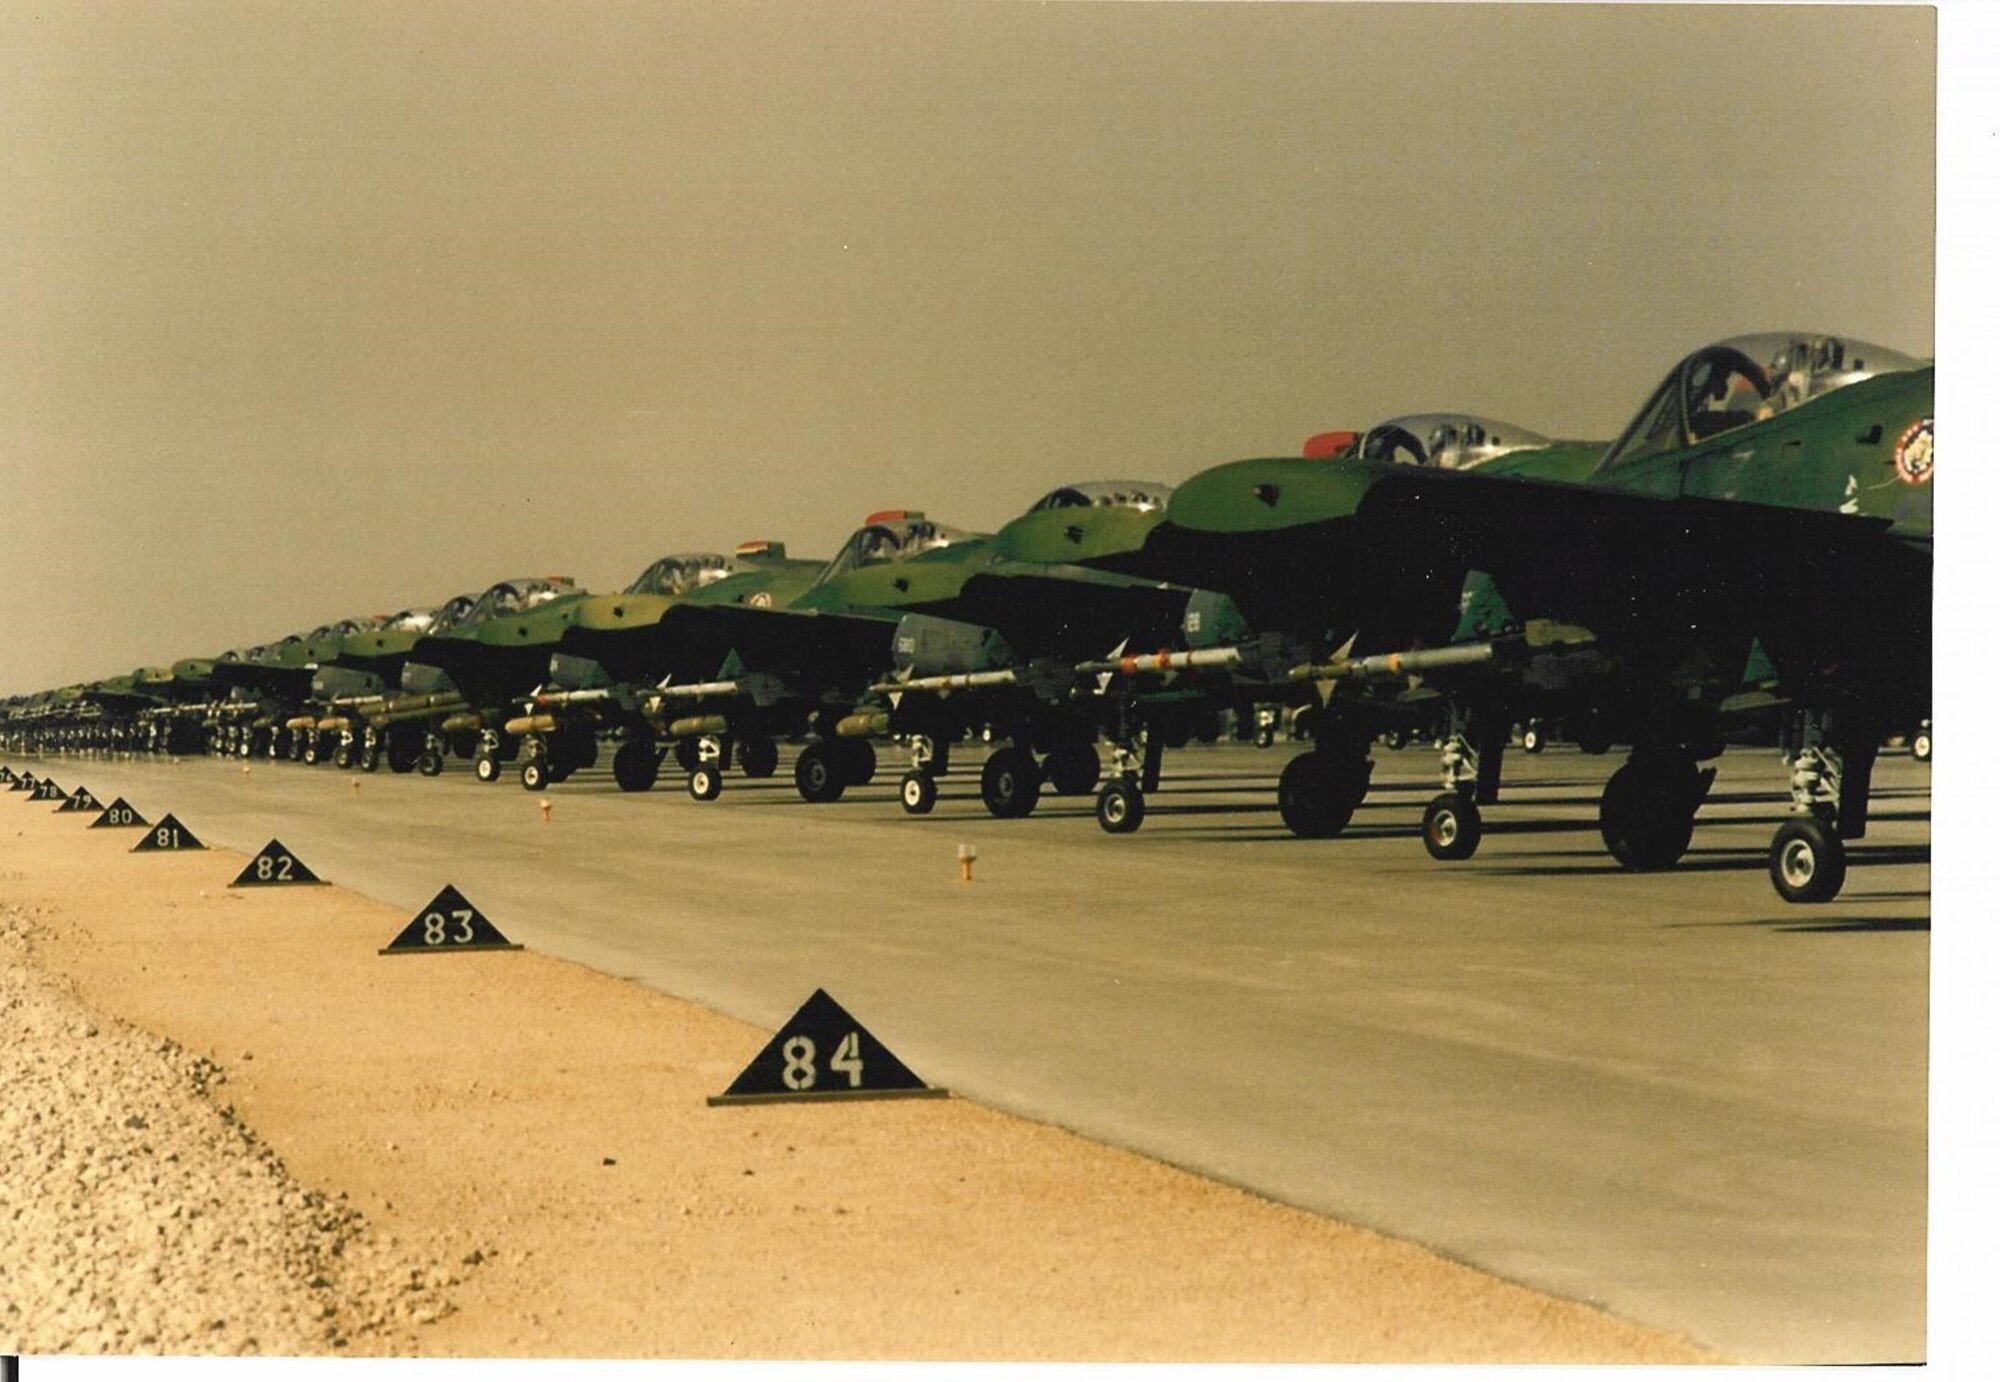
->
[1766, 720, 1876, 903]
[1770, 815, 1846, 904]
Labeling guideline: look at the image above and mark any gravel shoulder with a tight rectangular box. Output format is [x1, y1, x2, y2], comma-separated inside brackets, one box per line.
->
[0, 780, 1712, 1362]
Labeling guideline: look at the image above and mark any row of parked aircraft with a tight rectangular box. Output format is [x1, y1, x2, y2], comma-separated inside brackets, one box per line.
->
[3, 333, 1931, 904]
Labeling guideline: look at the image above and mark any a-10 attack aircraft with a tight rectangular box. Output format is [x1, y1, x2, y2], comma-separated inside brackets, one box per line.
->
[613, 497, 1253, 817]
[334, 546, 816, 785]
[1083, 332, 1930, 902]
[502, 542, 828, 791]
[1043, 417, 1609, 834]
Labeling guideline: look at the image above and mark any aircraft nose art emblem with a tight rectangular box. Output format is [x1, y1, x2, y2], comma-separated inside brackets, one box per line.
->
[1894, 417, 1933, 486]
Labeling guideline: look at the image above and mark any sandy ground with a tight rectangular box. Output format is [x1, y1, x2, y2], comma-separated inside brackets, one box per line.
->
[0, 780, 1713, 1362]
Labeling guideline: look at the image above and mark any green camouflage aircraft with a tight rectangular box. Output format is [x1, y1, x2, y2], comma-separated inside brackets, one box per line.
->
[1099, 333, 1930, 901]
[633, 500, 1243, 816]
[505, 542, 827, 791]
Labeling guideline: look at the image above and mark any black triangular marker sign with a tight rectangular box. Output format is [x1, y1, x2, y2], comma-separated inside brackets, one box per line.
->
[0, 766, 15, 783]
[130, 813, 206, 852]
[230, 839, 326, 888]
[708, 989, 947, 1105]
[29, 779, 68, 802]
[13, 773, 39, 793]
[379, 885, 521, 954]
[57, 787, 101, 814]
[90, 797, 149, 829]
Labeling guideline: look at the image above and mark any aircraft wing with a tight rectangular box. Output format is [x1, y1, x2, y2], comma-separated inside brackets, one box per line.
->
[1346, 464, 1927, 709]
[945, 564, 1219, 662]
[1095, 513, 1464, 656]
[651, 603, 900, 688]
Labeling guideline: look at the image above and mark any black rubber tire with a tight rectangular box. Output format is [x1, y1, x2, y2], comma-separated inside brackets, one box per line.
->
[388, 741, 420, 774]
[1599, 757, 1701, 870]
[688, 765, 722, 801]
[1043, 742, 1102, 797]
[612, 740, 660, 793]
[737, 737, 779, 779]
[416, 749, 444, 777]
[1095, 777, 1145, 834]
[1911, 727, 1931, 763]
[980, 747, 1041, 819]
[474, 753, 500, 784]
[1277, 749, 1369, 839]
[836, 738, 877, 787]
[899, 770, 937, 815]
[519, 758, 550, 792]
[1769, 815, 1847, 903]
[1521, 724, 1545, 754]
[794, 743, 847, 803]
[360, 745, 381, 774]
[1422, 791, 1482, 861]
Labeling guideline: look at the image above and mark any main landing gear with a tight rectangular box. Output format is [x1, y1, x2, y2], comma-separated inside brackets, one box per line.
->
[1597, 748, 1715, 871]
[611, 735, 661, 793]
[790, 737, 876, 804]
[1277, 739, 1374, 839]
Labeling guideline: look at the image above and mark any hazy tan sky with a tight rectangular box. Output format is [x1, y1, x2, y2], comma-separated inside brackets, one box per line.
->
[1, 1, 1937, 694]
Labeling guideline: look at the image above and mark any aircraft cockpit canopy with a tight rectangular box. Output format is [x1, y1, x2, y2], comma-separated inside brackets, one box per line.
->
[623, 552, 737, 597]
[817, 511, 973, 584]
[1025, 481, 1172, 514]
[425, 594, 481, 635]
[1357, 415, 1553, 470]
[465, 577, 578, 623]
[379, 608, 436, 635]
[1599, 333, 1928, 473]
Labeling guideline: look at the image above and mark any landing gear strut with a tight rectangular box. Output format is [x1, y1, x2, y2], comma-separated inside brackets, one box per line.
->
[1415, 710, 1507, 861]
[1092, 727, 1163, 834]
[897, 734, 948, 816]
[1767, 711, 1876, 903]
